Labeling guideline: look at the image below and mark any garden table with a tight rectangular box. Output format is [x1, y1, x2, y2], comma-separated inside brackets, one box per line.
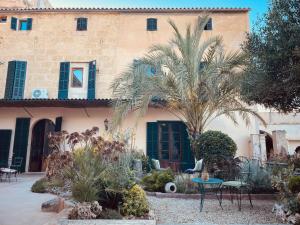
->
[0, 168, 17, 182]
[192, 177, 223, 212]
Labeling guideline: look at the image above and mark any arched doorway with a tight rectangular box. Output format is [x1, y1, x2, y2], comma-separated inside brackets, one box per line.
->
[29, 119, 55, 172]
[260, 130, 274, 160]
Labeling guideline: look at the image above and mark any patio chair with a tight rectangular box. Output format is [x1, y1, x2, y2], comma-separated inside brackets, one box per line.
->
[184, 159, 204, 174]
[220, 157, 253, 211]
[151, 159, 167, 171]
[10, 157, 23, 173]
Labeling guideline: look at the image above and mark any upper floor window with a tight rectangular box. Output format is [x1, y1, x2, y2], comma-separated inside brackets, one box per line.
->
[204, 18, 213, 31]
[71, 68, 83, 87]
[134, 59, 156, 76]
[5, 60, 27, 99]
[147, 18, 157, 31]
[11, 17, 32, 31]
[77, 17, 88, 31]
[0, 16, 7, 23]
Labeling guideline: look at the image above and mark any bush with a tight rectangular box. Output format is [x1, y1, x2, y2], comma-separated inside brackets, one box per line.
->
[72, 180, 99, 203]
[288, 176, 300, 194]
[31, 178, 48, 193]
[141, 169, 174, 192]
[174, 174, 198, 194]
[121, 184, 149, 217]
[194, 130, 237, 171]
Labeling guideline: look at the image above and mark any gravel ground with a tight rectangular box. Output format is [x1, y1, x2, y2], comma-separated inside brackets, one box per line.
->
[148, 196, 279, 225]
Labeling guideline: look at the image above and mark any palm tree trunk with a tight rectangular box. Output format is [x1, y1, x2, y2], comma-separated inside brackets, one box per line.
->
[187, 128, 202, 160]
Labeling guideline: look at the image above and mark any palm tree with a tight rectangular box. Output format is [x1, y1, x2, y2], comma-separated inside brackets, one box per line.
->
[111, 16, 265, 156]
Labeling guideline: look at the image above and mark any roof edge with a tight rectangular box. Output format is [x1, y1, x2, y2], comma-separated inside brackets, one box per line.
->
[0, 7, 251, 13]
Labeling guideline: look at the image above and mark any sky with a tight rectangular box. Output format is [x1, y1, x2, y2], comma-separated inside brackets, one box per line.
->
[50, 0, 270, 28]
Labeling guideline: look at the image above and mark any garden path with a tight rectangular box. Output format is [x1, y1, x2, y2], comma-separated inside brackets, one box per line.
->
[0, 174, 65, 225]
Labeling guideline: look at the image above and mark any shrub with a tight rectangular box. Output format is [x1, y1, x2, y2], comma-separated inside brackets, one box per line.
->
[72, 180, 99, 202]
[121, 184, 149, 217]
[31, 178, 48, 193]
[174, 174, 198, 194]
[141, 169, 174, 192]
[194, 130, 237, 171]
[288, 176, 300, 194]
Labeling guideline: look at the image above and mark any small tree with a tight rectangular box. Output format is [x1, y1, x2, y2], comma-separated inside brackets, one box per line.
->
[111, 16, 264, 155]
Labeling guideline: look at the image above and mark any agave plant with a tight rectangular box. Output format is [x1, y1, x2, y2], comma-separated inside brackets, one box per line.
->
[111, 15, 265, 154]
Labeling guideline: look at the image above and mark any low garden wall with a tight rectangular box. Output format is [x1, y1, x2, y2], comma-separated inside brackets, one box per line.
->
[146, 191, 278, 200]
[59, 219, 156, 225]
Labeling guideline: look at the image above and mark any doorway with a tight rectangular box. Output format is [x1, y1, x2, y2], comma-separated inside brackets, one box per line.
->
[29, 119, 55, 172]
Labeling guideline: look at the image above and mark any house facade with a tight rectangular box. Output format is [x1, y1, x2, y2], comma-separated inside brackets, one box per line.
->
[0, 7, 298, 172]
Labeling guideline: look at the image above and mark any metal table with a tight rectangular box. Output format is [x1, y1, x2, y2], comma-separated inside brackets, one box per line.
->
[192, 177, 223, 212]
[0, 168, 17, 182]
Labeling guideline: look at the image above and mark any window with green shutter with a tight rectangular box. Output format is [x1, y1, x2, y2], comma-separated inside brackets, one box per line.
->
[0, 130, 12, 168]
[13, 118, 30, 172]
[11, 17, 17, 30]
[58, 62, 70, 99]
[147, 18, 157, 31]
[4, 61, 27, 99]
[77, 18, 88, 31]
[88, 61, 96, 99]
[204, 18, 213, 30]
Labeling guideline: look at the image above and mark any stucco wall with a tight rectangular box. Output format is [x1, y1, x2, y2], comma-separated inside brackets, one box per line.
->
[0, 107, 255, 171]
[0, 11, 249, 99]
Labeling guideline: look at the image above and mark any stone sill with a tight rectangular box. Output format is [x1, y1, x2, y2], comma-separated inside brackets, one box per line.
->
[59, 219, 156, 225]
[146, 192, 278, 200]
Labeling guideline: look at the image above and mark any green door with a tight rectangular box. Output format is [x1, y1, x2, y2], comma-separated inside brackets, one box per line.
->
[0, 130, 12, 167]
[13, 118, 31, 172]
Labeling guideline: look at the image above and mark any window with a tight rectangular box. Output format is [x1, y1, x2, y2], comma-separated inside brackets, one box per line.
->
[133, 59, 156, 76]
[71, 68, 83, 87]
[147, 18, 157, 31]
[5, 61, 27, 99]
[0, 16, 7, 23]
[204, 18, 213, 30]
[11, 18, 32, 31]
[19, 20, 28, 31]
[77, 18, 88, 31]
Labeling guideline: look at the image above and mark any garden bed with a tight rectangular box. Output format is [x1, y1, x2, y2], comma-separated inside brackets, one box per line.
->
[59, 219, 156, 225]
[146, 191, 278, 200]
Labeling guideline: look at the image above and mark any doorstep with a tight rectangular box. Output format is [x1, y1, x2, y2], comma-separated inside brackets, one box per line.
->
[58, 219, 156, 225]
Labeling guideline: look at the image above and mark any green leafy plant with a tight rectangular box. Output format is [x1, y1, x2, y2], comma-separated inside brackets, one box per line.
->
[194, 130, 237, 171]
[288, 176, 300, 194]
[141, 169, 174, 192]
[31, 178, 48, 193]
[121, 184, 149, 217]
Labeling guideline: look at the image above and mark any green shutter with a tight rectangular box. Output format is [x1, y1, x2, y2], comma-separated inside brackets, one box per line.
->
[180, 122, 194, 171]
[27, 18, 32, 30]
[5, 61, 16, 99]
[12, 61, 27, 99]
[55, 117, 62, 132]
[58, 62, 70, 99]
[146, 122, 158, 160]
[11, 17, 17, 30]
[0, 130, 12, 168]
[13, 118, 30, 172]
[5, 61, 26, 99]
[88, 61, 96, 99]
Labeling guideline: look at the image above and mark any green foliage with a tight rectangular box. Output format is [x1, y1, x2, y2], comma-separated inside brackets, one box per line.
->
[111, 16, 263, 154]
[288, 176, 300, 194]
[72, 180, 99, 203]
[141, 169, 174, 192]
[121, 184, 149, 217]
[241, 0, 300, 112]
[31, 178, 48, 193]
[99, 209, 123, 220]
[194, 130, 237, 170]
